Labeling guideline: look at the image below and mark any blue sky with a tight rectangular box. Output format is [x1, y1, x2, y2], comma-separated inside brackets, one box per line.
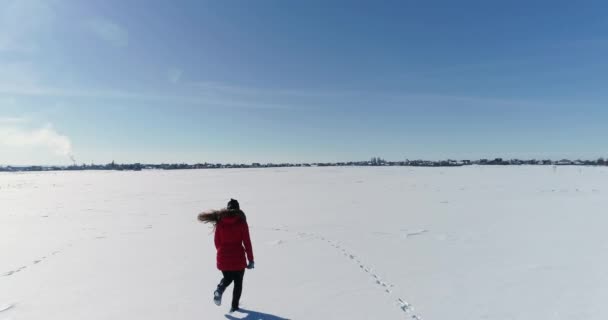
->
[1, 0, 607, 165]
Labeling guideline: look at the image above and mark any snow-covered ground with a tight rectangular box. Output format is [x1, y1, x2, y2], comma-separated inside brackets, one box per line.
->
[1, 166, 608, 319]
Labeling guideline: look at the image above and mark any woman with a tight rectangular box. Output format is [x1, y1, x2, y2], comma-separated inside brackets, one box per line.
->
[198, 199, 254, 313]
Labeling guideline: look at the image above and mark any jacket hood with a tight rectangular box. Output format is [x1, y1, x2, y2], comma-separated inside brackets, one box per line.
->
[218, 209, 247, 224]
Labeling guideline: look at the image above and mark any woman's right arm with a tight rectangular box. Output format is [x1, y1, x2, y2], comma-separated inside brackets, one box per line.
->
[243, 223, 254, 264]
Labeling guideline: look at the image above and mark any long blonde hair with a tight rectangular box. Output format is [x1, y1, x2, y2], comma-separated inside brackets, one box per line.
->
[197, 208, 247, 228]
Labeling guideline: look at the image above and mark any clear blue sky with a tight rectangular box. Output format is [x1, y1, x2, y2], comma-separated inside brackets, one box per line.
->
[1, 0, 607, 165]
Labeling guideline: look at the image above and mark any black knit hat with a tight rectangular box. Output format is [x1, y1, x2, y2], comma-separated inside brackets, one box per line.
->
[227, 198, 240, 210]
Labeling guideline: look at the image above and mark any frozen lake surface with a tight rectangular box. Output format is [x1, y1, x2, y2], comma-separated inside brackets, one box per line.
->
[1, 166, 608, 319]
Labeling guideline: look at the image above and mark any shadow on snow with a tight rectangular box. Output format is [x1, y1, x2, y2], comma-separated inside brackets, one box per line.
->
[225, 308, 290, 320]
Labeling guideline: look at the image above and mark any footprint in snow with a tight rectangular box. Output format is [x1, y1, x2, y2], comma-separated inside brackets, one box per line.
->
[266, 240, 284, 246]
[0, 304, 15, 313]
[402, 229, 429, 238]
[397, 298, 411, 311]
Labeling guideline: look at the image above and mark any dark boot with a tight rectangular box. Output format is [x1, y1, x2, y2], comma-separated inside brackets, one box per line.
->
[214, 279, 228, 306]
[213, 288, 223, 306]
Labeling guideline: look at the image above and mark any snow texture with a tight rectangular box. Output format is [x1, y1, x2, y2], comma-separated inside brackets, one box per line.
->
[1, 166, 608, 319]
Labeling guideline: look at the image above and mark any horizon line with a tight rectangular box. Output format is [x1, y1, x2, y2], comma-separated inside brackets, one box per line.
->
[2, 156, 608, 168]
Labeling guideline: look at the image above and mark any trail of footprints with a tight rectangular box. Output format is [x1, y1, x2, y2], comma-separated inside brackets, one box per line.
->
[281, 228, 423, 319]
[2, 249, 62, 278]
[2, 223, 158, 320]
[2, 225, 152, 279]
[2, 219, 160, 312]
[2, 222, 156, 279]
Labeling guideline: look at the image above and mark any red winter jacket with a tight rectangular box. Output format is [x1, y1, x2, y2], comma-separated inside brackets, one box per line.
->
[214, 215, 254, 271]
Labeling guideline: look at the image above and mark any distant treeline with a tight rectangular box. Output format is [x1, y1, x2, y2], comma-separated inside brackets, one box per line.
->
[1, 157, 607, 172]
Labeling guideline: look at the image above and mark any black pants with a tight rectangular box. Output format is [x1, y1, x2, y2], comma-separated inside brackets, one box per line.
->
[216, 270, 245, 308]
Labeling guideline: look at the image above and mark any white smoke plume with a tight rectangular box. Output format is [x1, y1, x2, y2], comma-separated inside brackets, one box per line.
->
[0, 123, 73, 157]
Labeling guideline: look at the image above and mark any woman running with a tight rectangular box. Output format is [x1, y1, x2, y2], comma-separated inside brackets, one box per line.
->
[198, 199, 254, 312]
